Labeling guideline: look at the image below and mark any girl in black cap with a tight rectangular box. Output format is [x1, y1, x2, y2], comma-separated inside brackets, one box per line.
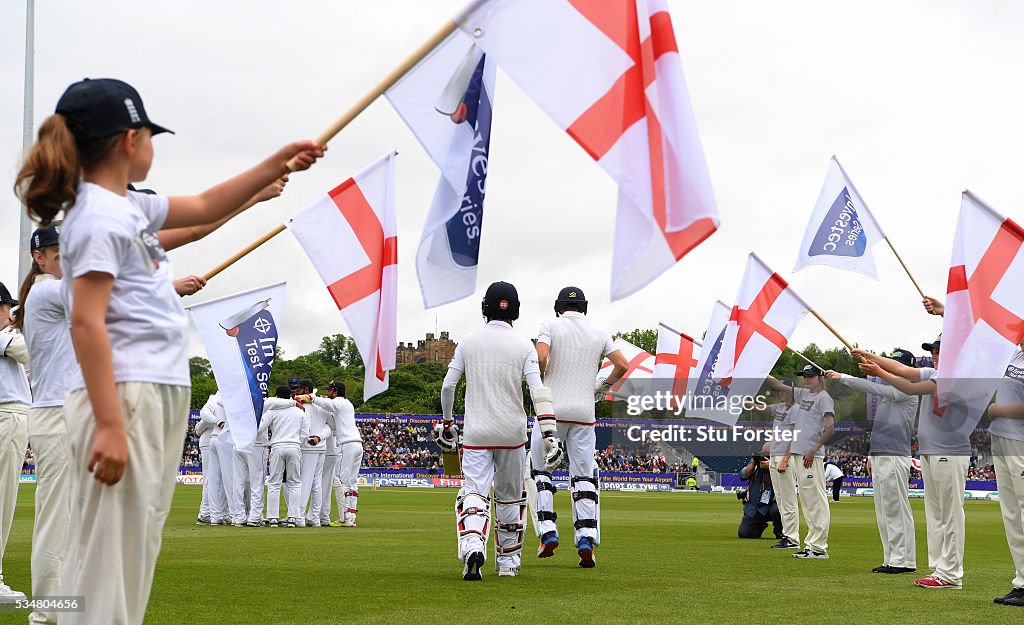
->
[14, 77, 323, 625]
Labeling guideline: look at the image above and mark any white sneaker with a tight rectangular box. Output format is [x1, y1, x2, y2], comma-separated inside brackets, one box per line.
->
[343, 518, 357, 527]
[498, 566, 519, 577]
[0, 583, 27, 603]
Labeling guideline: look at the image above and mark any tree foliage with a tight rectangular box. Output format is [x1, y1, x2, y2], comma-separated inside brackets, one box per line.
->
[187, 329, 892, 421]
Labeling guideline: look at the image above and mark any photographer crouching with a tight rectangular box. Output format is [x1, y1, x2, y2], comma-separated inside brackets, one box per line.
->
[737, 443, 784, 540]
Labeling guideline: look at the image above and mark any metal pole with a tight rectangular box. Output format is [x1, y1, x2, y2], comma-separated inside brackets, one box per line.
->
[17, 0, 35, 285]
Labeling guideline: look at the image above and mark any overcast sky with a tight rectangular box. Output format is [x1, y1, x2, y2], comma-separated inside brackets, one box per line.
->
[2, 1, 1022, 363]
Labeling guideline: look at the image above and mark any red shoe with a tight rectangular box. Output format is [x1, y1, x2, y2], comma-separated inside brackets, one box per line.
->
[915, 575, 961, 589]
[537, 532, 559, 558]
[577, 537, 596, 568]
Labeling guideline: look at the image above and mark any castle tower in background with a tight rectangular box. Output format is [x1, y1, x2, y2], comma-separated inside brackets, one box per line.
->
[396, 331, 457, 364]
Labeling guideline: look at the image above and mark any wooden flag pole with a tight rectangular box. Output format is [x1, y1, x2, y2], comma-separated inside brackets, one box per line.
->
[806, 305, 855, 353]
[786, 346, 825, 373]
[883, 236, 926, 299]
[200, 18, 460, 283]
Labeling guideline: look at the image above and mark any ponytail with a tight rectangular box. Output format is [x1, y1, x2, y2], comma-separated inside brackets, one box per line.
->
[15, 115, 80, 227]
[11, 261, 43, 333]
[15, 114, 122, 227]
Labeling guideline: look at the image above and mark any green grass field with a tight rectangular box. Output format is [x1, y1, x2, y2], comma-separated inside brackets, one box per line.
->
[3, 485, 1024, 624]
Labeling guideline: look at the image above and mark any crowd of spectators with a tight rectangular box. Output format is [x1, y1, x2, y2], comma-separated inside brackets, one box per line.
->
[18, 415, 993, 480]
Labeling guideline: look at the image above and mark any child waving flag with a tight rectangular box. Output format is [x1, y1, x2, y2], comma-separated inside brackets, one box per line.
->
[15, 77, 323, 625]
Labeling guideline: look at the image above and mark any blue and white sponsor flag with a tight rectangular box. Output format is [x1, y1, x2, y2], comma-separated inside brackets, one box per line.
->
[687, 300, 732, 421]
[386, 30, 496, 308]
[187, 281, 286, 452]
[793, 156, 886, 279]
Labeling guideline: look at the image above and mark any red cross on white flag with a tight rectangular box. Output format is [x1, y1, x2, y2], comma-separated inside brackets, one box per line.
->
[713, 254, 809, 388]
[937, 191, 1024, 412]
[598, 338, 655, 400]
[287, 152, 398, 401]
[652, 323, 699, 406]
[458, 0, 719, 299]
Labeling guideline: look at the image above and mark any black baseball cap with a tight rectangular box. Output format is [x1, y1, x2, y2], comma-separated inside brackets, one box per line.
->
[921, 334, 941, 352]
[327, 380, 346, 395]
[299, 378, 314, 390]
[798, 364, 823, 377]
[55, 78, 173, 145]
[30, 225, 60, 252]
[0, 283, 18, 307]
[890, 348, 916, 367]
[779, 377, 796, 389]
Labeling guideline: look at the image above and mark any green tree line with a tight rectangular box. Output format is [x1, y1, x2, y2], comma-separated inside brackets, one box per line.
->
[189, 331, 897, 422]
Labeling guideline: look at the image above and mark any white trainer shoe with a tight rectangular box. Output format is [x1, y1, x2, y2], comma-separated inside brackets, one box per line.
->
[0, 582, 27, 603]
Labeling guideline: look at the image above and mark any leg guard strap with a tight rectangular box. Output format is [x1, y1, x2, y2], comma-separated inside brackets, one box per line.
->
[572, 490, 599, 503]
[537, 510, 558, 522]
[574, 519, 599, 529]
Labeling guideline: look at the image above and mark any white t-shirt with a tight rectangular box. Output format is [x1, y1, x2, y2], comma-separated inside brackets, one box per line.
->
[60, 183, 190, 390]
[916, 367, 977, 455]
[768, 402, 794, 457]
[788, 387, 834, 458]
[23, 274, 75, 408]
[0, 329, 31, 407]
[990, 350, 1024, 442]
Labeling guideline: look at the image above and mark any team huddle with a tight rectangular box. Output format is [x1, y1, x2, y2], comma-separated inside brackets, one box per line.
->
[194, 378, 363, 529]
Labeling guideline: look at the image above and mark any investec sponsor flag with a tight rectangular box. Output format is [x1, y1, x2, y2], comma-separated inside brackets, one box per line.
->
[937, 191, 1024, 414]
[793, 156, 885, 278]
[386, 31, 495, 308]
[687, 300, 731, 420]
[188, 282, 286, 452]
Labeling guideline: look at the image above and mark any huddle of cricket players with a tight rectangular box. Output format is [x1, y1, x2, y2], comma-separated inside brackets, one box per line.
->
[433, 282, 628, 579]
[195, 378, 363, 529]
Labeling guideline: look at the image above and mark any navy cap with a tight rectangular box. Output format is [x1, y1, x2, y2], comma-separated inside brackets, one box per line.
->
[779, 377, 796, 389]
[798, 364, 823, 377]
[921, 334, 941, 352]
[30, 225, 59, 253]
[56, 78, 173, 145]
[0, 283, 18, 307]
[890, 348, 916, 367]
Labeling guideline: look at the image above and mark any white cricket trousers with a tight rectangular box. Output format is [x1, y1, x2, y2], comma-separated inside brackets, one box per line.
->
[0, 405, 27, 587]
[234, 445, 267, 525]
[792, 455, 830, 553]
[335, 441, 363, 524]
[921, 454, 969, 585]
[28, 405, 71, 625]
[992, 436, 1024, 588]
[204, 435, 228, 522]
[198, 445, 211, 520]
[62, 382, 189, 625]
[769, 455, 800, 544]
[870, 455, 916, 569]
[300, 450, 325, 524]
[529, 422, 598, 546]
[211, 435, 242, 524]
[319, 454, 338, 523]
[266, 445, 301, 521]
[459, 447, 526, 569]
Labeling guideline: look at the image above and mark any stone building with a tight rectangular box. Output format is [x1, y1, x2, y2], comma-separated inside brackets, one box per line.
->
[395, 331, 457, 364]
